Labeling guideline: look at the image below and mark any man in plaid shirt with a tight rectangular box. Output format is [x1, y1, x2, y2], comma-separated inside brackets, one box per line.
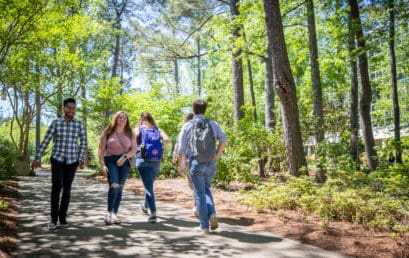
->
[32, 98, 87, 230]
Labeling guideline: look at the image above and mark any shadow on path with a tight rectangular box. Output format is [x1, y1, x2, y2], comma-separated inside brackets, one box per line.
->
[15, 173, 348, 258]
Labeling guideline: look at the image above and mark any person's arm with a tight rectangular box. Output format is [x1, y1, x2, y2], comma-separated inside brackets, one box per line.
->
[177, 154, 186, 176]
[159, 128, 170, 148]
[78, 121, 87, 168]
[177, 124, 189, 175]
[116, 131, 137, 166]
[126, 131, 137, 158]
[172, 137, 180, 164]
[215, 140, 227, 161]
[134, 127, 141, 146]
[212, 121, 227, 161]
[32, 120, 56, 169]
[98, 132, 108, 176]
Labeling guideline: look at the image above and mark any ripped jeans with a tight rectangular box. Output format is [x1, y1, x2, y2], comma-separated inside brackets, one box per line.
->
[105, 155, 130, 214]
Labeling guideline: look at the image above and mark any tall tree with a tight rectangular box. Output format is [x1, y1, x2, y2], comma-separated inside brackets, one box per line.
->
[264, 41, 275, 131]
[388, 0, 402, 164]
[229, 0, 245, 123]
[247, 59, 257, 122]
[263, 0, 307, 176]
[348, 13, 360, 167]
[306, 0, 325, 182]
[196, 36, 202, 96]
[348, 0, 378, 171]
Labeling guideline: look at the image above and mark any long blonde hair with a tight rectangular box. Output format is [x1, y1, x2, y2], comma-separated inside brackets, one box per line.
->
[103, 111, 132, 138]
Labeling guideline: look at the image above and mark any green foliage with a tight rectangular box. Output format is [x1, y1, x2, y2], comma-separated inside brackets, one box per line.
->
[240, 164, 409, 233]
[0, 198, 8, 210]
[211, 105, 286, 185]
[0, 138, 17, 179]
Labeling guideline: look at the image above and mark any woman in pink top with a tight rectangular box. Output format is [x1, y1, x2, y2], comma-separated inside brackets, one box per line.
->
[98, 111, 136, 225]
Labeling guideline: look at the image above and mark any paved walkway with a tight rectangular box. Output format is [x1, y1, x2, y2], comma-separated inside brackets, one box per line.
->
[15, 172, 348, 258]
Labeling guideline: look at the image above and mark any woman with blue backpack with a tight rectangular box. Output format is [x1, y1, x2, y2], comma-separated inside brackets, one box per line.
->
[134, 111, 170, 223]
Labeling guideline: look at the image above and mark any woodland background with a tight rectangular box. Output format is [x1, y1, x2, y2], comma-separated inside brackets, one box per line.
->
[1, 0, 409, 236]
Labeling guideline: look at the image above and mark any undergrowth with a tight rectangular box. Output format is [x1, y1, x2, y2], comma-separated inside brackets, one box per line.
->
[238, 164, 409, 233]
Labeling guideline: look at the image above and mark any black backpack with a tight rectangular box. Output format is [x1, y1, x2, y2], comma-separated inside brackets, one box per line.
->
[190, 118, 216, 163]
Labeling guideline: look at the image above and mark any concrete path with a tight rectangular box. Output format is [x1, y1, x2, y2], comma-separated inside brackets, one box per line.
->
[15, 172, 348, 258]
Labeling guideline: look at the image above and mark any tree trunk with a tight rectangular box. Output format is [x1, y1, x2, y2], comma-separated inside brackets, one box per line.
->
[35, 88, 41, 166]
[197, 36, 202, 96]
[54, 48, 63, 117]
[306, 0, 325, 182]
[258, 157, 268, 178]
[263, 0, 307, 177]
[264, 52, 275, 131]
[174, 58, 180, 94]
[15, 89, 32, 176]
[229, 0, 245, 123]
[348, 15, 360, 167]
[112, 34, 120, 78]
[247, 59, 257, 121]
[388, 0, 402, 164]
[80, 71, 89, 167]
[348, 0, 377, 171]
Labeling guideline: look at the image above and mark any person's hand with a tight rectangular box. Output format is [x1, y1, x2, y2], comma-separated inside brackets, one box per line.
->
[101, 165, 109, 177]
[172, 157, 177, 164]
[177, 163, 184, 176]
[31, 160, 40, 170]
[78, 161, 85, 170]
[116, 156, 126, 167]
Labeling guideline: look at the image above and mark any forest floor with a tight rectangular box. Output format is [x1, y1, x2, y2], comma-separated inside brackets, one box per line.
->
[0, 180, 17, 258]
[123, 177, 409, 258]
[0, 176, 408, 258]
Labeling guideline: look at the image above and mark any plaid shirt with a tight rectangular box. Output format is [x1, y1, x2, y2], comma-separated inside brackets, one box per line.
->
[35, 116, 87, 165]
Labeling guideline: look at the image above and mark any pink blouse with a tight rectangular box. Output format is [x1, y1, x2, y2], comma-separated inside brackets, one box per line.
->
[105, 131, 136, 156]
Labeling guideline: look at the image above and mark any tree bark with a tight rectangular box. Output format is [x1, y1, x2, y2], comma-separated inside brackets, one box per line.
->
[35, 87, 41, 167]
[348, 0, 377, 171]
[80, 71, 89, 167]
[197, 36, 202, 96]
[264, 51, 275, 131]
[347, 15, 360, 167]
[112, 27, 121, 78]
[174, 58, 180, 94]
[247, 59, 257, 121]
[229, 0, 245, 123]
[388, 0, 402, 164]
[306, 0, 325, 182]
[263, 0, 307, 176]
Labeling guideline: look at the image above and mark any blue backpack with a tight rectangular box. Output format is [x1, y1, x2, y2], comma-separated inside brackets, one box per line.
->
[139, 126, 163, 161]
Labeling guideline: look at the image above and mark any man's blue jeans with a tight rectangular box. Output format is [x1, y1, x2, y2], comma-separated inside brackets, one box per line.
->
[105, 155, 130, 214]
[189, 158, 217, 229]
[137, 158, 160, 214]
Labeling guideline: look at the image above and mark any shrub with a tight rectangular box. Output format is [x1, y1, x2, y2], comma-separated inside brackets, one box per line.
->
[239, 168, 409, 233]
[0, 138, 17, 179]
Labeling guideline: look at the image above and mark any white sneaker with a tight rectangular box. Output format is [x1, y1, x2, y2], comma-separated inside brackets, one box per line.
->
[210, 214, 218, 230]
[104, 214, 112, 225]
[192, 207, 198, 218]
[195, 226, 210, 234]
[111, 214, 121, 225]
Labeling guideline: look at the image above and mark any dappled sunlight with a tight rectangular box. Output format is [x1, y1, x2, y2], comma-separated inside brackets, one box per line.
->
[15, 175, 346, 257]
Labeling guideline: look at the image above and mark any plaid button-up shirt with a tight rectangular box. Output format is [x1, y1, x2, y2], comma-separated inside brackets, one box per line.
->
[35, 116, 87, 165]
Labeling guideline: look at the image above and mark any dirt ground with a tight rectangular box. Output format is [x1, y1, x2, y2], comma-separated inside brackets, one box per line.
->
[0, 181, 17, 258]
[123, 177, 409, 258]
[1, 176, 408, 258]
